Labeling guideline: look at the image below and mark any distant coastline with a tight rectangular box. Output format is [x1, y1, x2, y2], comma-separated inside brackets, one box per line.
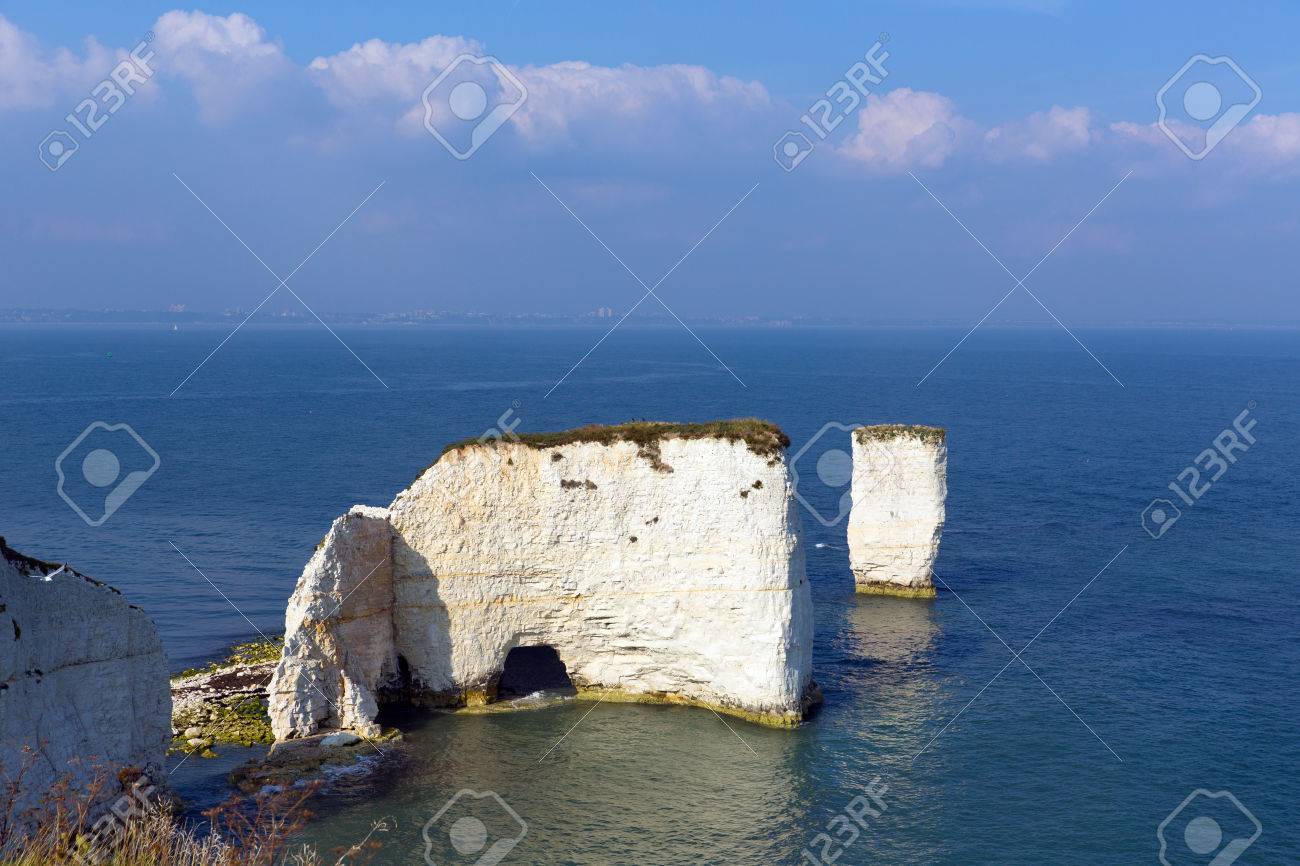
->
[2, 308, 1296, 330]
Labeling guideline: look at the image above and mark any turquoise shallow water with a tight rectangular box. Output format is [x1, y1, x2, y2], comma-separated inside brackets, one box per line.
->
[1, 324, 1296, 863]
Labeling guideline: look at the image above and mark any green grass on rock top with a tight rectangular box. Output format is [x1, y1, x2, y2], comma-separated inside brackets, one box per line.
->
[439, 418, 791, 459]
[854, 424, 946, 445]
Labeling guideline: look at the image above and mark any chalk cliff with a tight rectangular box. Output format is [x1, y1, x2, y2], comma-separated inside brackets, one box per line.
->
[269, 421, 817, 737]
[0, 538, 169, 817]
[847, 425, 947, 598]
[270, 506, 395, 738]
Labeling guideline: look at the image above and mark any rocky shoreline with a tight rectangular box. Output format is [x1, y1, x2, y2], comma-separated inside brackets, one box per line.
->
[169, 639, 279, 757]
[169, 637, 402, 797]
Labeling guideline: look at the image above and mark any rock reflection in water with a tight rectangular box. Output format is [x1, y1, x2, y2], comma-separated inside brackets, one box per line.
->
[297, 700, 813, 865]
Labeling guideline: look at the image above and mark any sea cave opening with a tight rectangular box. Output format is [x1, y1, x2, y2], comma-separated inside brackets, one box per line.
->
[497, 645, 575, 700]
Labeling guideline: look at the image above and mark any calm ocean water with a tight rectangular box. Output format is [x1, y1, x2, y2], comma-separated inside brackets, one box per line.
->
[1, 323, 1296, 864]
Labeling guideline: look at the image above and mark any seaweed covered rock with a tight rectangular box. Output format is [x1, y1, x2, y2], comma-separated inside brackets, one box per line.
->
[170, 639, 280, 755]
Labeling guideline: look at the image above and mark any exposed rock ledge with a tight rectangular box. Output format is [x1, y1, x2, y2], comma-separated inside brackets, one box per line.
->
[169, 639, 280, 756]
[0, 537, 169, 818]
[269, 420, 818, 737]
[848, 425, 947, 598]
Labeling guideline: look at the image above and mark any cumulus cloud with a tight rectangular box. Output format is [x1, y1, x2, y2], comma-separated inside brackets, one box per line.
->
[0, 14, 116, 110]
[984, 105, 1096, 162]
[151, 10, 298, 123]
[1111, 112, 1300, 177]
[1108, 119, 1165, 147]
[308, 35, 481, 106]
[508, 61, 772, 148]
[5, 8, 1300, 179]
[836, 88, 973, 172]
[307, 36, 775, 150]
[1225, 113, 1300, 169]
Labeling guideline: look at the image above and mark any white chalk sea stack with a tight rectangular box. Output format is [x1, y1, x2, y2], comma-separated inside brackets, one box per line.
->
[268, 505, 395, 739]
[269, 420, 818, 737]
[0, 538, 169, 817]
[847, 425, 947, 598]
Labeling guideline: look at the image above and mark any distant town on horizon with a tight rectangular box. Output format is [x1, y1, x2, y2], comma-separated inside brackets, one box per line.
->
[1, 306, 1294, 330]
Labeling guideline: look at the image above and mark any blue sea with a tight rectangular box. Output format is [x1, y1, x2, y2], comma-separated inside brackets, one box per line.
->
[1, 323, 1296, 864]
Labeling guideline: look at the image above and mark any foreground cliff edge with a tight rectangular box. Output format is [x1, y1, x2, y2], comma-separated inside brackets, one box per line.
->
[0, 537, 169, 818]
[269, 420, 819, 736]
[848, 425, 948, 598]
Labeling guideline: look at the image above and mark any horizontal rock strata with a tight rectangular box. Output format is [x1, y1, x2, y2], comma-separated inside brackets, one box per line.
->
[847, 425, 947, 598]
[269, 420, 817, 736]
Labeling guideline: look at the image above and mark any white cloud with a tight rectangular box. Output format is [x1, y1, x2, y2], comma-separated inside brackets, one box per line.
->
[7, 8, 1300, 180]
[1228, 112, 1300, 170]
[308, 35, 481, 106]
[984, 105, 1096, 162]
[0, 14, 115, 110]
[1108, 119, 1165, 147]
[509, 61, 772, 148]
[307, 36, 774, 150]
[836, 88, 973, 172]
[151, 10, 297, 124]
[1111, 112, 1300, 177]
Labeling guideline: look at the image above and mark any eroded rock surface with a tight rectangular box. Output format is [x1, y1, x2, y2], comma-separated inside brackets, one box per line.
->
[268, 506, 395, 739]
[848, 425, 947, 598]
[270, 421, 817, 737]
[170, 639, 280, 754]
[0, 537, 169, 817]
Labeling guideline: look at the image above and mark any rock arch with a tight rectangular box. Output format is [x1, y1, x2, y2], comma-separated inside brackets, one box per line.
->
[269, 421, 818, 737]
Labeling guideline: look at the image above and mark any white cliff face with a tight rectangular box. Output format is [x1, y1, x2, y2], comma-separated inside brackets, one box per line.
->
[269, 426, 816, 737]
[268, 506, 395, 740]
[847, 426, 947, 598]
[0, 539, 169, 818]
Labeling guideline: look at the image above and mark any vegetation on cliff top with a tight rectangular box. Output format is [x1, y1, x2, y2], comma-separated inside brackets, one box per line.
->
[438, 418, 791, 460]
[854, 424, 946, 446]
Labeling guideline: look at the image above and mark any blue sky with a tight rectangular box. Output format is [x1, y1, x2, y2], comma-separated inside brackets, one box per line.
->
[2, 1, 1297, 323]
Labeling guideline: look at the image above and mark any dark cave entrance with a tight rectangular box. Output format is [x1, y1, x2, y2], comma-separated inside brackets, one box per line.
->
[496, 645, 575, 699]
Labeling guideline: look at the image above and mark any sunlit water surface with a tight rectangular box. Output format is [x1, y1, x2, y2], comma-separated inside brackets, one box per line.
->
[2, 325, 1296, 863]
